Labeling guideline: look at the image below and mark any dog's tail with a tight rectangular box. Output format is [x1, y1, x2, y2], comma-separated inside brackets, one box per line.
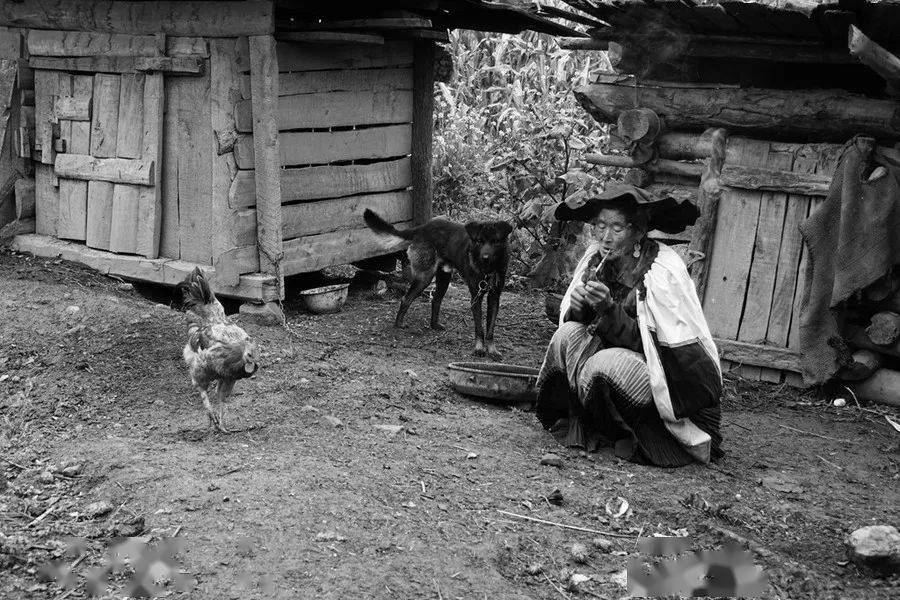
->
[363, 209, 416, 240]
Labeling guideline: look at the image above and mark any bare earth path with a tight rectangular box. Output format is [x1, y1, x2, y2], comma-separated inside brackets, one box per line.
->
[1, 247, 898, 599]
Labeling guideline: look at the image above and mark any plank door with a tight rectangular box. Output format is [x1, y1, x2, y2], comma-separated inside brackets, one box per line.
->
[34, 69, 163, 258]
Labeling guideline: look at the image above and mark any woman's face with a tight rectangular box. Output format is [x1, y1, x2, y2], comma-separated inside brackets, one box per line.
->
[593, 208, 644, 257]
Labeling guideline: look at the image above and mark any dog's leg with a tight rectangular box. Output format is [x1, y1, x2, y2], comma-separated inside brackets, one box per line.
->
[395, 274, 432, 328]
[469, 282, 486, 356]
[484, 285, 503, 360]
[430, 268, 451, 330]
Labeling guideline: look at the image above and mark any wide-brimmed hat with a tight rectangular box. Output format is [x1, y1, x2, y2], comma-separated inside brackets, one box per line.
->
[553, 184, 700, 234]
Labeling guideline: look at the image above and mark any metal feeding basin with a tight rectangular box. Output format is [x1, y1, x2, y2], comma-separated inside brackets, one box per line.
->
[297, 283, 350, 314]
[447, 362, 540, 405]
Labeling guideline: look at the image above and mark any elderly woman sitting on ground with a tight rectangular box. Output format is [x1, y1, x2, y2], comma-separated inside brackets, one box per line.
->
[535, 185, 723, 467]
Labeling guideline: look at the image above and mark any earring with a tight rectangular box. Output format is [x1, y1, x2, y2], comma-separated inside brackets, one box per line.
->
[632, 242, 641, 258]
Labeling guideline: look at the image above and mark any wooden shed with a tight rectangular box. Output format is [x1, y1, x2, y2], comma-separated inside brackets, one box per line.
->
[551, 0, 900, 385]
[0, 0, 576, 303]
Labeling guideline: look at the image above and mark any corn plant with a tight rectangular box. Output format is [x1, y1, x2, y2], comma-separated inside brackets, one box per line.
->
[433, 28, 618, 289]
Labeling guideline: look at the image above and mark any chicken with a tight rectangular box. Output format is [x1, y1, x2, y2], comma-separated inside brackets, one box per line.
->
[177, 268, 257, 433]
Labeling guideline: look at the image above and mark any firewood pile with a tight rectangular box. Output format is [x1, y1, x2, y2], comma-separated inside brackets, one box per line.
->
[840, 270, 900, 407]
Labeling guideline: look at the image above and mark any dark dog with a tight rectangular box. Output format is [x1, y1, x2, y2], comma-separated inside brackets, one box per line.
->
[363, 209, 513, 359]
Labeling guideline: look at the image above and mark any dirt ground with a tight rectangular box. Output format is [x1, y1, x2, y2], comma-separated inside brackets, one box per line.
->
[1, 246, 898, 600]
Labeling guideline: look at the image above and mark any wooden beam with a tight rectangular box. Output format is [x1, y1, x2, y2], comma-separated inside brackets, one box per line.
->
[585, 152, 832, 196]
[576, 79, 900, 142]
[29, 55, 203, 74]
[11, 233, 277, 301]
[54, 154, 154, 186]
[276, 40, 412, 72]
[234, 89, 413, 132]
[54, 97, 91, 121]
[246, 67, 412, 98]
[281, 191, 411, 240]
[281, 223, 410, 276]
[229, 158, 411, 208]
[248, 34, 283, 294]
[714, 338, 800, 372]
[0, 1, 274, 36]
[276, 32, 385, 45]
[410, 40, 434, 226]
[27, 30, 163, 57]
[287, 18, 432, 31]
[848, 25, 900, 95]
[232, 125, 411, 169]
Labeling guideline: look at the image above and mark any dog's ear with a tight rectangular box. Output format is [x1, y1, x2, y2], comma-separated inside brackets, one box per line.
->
[465, 222, 483, 241]
[496, 221, 513, 239]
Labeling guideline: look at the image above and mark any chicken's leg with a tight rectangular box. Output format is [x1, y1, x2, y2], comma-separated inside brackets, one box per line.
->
[199, 388, 219, 430]
[215, 380, 235, 433]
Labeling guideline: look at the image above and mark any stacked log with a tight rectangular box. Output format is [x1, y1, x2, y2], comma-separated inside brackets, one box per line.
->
[842, 272, 900, 407]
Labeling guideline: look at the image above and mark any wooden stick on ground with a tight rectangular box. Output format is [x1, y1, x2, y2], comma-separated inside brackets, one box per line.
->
[543, 572, 573, 600]
[775, 423, 856, 444]
[0, 456, 27, 470]
[816, 454, 843, 471]
[26, 496, 60, 528]
[496, 509, 635, 538]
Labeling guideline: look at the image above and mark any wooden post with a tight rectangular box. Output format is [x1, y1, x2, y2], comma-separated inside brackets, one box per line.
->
[411, 40, 434, 226]
[848, 25, 900, 96]
[688, 128, 728, 301]
[248, 34, 283, 299]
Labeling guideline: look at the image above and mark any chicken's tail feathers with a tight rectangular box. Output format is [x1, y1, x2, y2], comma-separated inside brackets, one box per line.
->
[177, 267, 218, 312]
[363, 209, 415, 240]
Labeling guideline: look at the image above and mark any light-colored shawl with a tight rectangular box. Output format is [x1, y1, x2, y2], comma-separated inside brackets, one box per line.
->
[560, 242, 721, 463]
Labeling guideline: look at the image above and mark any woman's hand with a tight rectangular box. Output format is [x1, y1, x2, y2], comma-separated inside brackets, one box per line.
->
[568, 281, 612, 320]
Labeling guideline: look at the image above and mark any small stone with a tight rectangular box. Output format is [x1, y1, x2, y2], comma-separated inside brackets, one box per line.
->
[222, 496, 230, 502]
[85, 500, 114, 519]
[323, 415, 344, 428]
[61, 464, 83, 477]
[116, 282, 134, 292]
[315, 531, 346, 542]
[63, 305, 80, 316]
[570, 542, 589, 564]
[592, 537, 614, 553]
[847, 525, 900, 574]
[567, 573, 591, 590]
[207, 483, 220, 491]
[238, 301, 285, 326]
[466, 452, 478, 460]
[373, 424, 404, 435]
[547, 488, 564, 506]
[38, 471, 55, 484]
[540, 453, 563, 468]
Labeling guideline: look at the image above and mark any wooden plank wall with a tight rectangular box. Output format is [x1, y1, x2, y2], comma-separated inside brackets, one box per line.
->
[233, 40, 415, 277]
[700, 138, 839, 382]
[158, 36, 260, 283]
